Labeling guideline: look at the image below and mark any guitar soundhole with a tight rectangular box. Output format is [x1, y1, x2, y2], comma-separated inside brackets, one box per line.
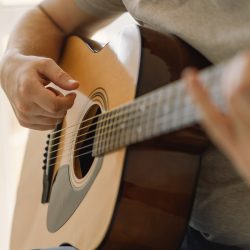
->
[74, 104, 102, 179]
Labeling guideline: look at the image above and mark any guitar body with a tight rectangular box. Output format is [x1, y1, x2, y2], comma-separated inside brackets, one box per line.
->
[10, 25, 210, 250]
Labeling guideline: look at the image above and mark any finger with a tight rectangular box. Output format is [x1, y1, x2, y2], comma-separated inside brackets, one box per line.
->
[222, 60, 250, 127]
[46, 86, 64, 96]
[15, 97, 67, 120]
[19, 113, 64, 126]
[31, 84, 76, 114]
[228, 89, 250, 127]
[14, 104, 64, 125]
[183, 69, 234, 152]
[16, 113, 59, 130]
[37, 58, 79, 90]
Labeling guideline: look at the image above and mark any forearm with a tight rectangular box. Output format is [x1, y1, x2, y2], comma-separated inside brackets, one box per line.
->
[6, 6, 66, 61]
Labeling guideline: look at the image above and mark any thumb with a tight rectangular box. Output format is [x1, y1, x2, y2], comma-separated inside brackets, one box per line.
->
[38, 58, 79, 90]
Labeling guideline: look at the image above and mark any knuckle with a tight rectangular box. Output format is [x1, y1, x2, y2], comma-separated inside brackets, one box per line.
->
[16, 111, 32, 127]
[56, 69, 68, 82]
[16, 101, 31, 113]
[17, 81, 30, 97]
[50, 101, 61, 113]
[17, 73, 34, 97]
[18, 118, 29, 128]
[39, 57, 54, 67]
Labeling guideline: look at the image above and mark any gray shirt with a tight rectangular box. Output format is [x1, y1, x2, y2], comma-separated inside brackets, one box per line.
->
[75, 0, 250, 248]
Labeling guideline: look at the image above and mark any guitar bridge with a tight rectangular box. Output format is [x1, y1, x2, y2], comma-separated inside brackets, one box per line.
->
[41, 122, 62, 203]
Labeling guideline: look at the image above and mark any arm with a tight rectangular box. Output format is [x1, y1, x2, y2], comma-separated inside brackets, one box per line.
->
[183, 52, 250, 184]
[0, 0, 123, 130]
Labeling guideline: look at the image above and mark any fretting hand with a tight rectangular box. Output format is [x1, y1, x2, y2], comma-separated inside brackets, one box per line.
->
[183, 52, 250, 183]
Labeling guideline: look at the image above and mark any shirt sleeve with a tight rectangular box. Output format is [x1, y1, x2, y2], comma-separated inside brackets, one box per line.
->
[74, 0, 127, 17]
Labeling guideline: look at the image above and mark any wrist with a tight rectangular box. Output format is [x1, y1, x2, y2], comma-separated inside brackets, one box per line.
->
[0, 49, 21, 89]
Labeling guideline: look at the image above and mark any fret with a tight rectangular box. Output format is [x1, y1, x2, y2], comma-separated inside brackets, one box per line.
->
[161, 83, 175, 133]
[139, 101, 147, 141]
[142, 97, 151, 138]
[157, 87, 170, 133]
[109, 110, 116, 152]
[147, 96, 157, 140]
[170, 83, 181, 130]
[118, 106, 127, 148]
[111, 109, 120, 152]
[113, 105, 125, 150]
[113, 108, 122, 150]
[93, 114, 104, 156]
[99, 113, 106, 155]
[107, 110, 116, 153]
[151, 89, 163, 137]
[97, 113, 104, 155]
[125, 102, 135, 146]
[181, 93, 195, 126]
[121, 106, 129, 144]
[173, 82, 189, 129]
[101, 112, 109, 154]
[130, 99, 142, 143]
[101, 112, 110, 154]
[117, 106, 127, 149]
[154, 89, 164, 135]
[129, 101, 138, 144]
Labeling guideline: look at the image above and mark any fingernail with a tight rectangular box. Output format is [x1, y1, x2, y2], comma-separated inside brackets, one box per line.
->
[68, 79, 78, 84]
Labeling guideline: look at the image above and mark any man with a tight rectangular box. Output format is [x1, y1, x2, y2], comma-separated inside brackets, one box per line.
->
[1, 0, 250, 249]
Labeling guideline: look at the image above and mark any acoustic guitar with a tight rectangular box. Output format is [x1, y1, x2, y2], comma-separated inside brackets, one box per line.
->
[11, 25, 226, 249]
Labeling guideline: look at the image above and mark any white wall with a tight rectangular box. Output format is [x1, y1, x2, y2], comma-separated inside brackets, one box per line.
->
[0, 6, 33, 250]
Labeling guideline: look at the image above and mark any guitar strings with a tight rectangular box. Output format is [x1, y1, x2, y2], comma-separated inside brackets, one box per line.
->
[48, 62, 223, 143]
[47, 82, 185, 155]
[48, 79, 185, 148]
[47, 87, 175, 153]
[47, 79, 219, 154]
[45, 95, 207, 168]
[48, 103, 162, 156]
[45, 83, 221, 168]
[49, 97, 160, 143]
[44, 73, 222, 169]
[45, 103, 203, 170]
[46, 97, 174, 158]
[45, 88, 223, 170]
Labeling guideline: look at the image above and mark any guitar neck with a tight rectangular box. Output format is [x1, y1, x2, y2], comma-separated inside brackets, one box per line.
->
[93, 62, 225, 156]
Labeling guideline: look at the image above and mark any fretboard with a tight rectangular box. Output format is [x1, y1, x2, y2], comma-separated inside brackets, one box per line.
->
[93, 62, 225, 156]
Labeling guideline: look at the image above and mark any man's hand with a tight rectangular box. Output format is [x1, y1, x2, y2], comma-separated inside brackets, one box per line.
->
[0, 0, 121, 131]
[0, 50, 79, 130]
[183, 52, 250, 183]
